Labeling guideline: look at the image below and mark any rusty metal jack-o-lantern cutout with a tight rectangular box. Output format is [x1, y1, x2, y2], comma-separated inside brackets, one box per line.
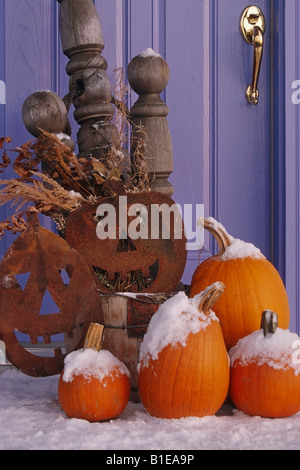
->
[65, 186, 187, 294]
[0, 211, 103, 377]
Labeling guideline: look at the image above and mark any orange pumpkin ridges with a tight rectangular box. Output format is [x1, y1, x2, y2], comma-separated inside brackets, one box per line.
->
[189, 218, 290, 350]
[58, 323, 130, 422]
[229, 311, 300, 418]
[138, 283, 230, 419]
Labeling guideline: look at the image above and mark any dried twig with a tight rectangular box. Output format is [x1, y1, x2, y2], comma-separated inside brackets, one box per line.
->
[0, 212, 28, 241]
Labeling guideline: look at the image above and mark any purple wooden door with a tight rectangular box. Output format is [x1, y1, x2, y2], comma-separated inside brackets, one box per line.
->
[0, 1, 298, 333]
[95, 0, 273, 267]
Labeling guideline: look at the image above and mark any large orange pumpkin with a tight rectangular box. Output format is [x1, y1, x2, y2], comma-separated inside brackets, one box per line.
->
[138, 282, 230, 418]
[229, 311, 300, 418]
[58, 323, 130, 422]
[190, 218, 290, 350]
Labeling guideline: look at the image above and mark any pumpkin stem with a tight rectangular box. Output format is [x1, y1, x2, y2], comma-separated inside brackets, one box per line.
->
[260, 310, 278, 336]
[203, 218, 232, 256]
[199, 282, 225, 316]
[84, 323, 104, 351]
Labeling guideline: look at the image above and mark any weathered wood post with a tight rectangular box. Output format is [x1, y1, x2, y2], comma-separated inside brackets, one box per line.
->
[22, 90, 75, 150]
[57, 0, 119, 160]
[128, 48, 174, 196]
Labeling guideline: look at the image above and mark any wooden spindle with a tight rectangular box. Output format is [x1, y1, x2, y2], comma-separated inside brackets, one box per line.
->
[128, 49, 174, 196]
[58, 0, 119, 160]
[22, 90, 75, 150]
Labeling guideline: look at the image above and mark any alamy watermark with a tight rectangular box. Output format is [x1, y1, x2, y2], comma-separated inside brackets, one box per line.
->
[95, 196, 204, 251]
[0, 80, 5, 104]
[290, 80, 300, 105]
[0, 340, 6, 364]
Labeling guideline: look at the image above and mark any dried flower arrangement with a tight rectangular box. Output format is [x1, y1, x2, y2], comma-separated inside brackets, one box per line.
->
[0, 69, 153, 240]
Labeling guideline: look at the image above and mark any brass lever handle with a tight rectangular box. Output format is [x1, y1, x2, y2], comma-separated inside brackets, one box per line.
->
[240, 6, 266, 105]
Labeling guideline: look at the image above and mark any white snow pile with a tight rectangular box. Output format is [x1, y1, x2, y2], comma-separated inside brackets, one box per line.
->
[2, 368, 300, 450]
[53, 132, 71, 142]
[205, 217, 265, 260]
[229, 327, 300, 375]
[138, 285, 221, 369]
[221, 238, 265, 261]
[138, 47, 162, 59]
[62, 349, 130, 383]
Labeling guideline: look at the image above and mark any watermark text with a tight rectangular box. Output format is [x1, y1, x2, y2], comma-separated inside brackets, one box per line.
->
[0, 80, 5, 104]
[95, 196, 204, 251]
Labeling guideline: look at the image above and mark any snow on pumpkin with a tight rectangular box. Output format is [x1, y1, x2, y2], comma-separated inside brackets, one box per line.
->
[58, 323, 131, 422]
[204, 216, 265, 260]
[138, 283, 223, 370]
[229, 311, 300, 418]
[229, 325, 300, 375]
[62, 348, 130, 384]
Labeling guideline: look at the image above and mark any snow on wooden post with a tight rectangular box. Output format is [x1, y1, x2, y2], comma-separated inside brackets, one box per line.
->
[128, 48, 174, 196]
[58, 0, 119, 160]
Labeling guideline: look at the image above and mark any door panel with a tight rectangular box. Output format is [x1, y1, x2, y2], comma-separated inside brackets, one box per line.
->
[96, 1, 283, 311]
[212, 0, 272, 259]
[282, 0, 300, 334]
[117, 1, 273, 270]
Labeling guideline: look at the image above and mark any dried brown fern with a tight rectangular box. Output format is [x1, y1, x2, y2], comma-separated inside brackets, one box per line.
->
[0, 172, 87, 215]
[29, 130, 95, 197]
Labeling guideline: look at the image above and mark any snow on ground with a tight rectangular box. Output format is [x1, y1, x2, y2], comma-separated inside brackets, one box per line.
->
[1, 368, 300, 451]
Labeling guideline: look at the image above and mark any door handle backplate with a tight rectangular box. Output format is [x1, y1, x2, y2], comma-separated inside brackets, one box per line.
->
[240, 5, 266, 105]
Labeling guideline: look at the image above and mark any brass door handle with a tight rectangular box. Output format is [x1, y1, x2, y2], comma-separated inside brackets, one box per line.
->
[240, 6, 266, 105]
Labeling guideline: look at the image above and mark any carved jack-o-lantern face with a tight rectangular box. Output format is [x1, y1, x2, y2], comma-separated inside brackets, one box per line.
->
[0, 213, 103, 377]
[65, 191, 187, 293]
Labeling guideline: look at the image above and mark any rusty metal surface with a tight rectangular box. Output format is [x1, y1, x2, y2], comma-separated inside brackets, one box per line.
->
[99, 293, 167, 338]
[0, 212, 103, 377]
[126, 295, 162, 337]
[65, 191, 187, 294]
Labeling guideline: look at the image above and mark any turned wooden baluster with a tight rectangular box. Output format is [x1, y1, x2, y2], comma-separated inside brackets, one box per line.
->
[128, 49, 174, 196]
[58, 0, 119, 160]
[22, 90, 75, 150]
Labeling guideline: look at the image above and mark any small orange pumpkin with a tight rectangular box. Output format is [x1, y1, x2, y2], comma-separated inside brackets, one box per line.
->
[138, 282, 230, 418]
[190, 218, 290, 349]
[58, 323, 130, 422]
[229, 311, 300, 418]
